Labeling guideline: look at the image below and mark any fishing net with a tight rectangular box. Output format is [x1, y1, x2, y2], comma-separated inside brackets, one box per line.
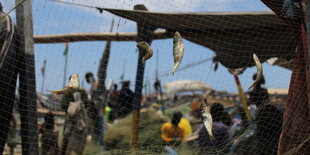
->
[0, 0, 309, 154]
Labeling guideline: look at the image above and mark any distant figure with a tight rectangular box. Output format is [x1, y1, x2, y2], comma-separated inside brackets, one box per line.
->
[154, 78, 161, 93]
[61, 92, 88, 155]
[189, 100, 202, 131]
[7, 115, 18, 155]
[85, 72, 98, 100]
[197, 103, 229, 154]
[161, 111, 185, 146]
[107, 84, 119, 122]
[235, 105, 283, 155]
[39, 112, 59, 155]
[117, 80, 134, 118]
[84, 72, 99, 140]
[248, 73, 269, 110]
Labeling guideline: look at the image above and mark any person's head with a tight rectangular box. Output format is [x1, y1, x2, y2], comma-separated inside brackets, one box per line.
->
[253, 73, 265, 86]
[85, 72, 95, 83]
[122, 80, 130, 89]
[0, 3, 2, 12]
[210, 102, 224, 122]
[191, 100, 201, 118]
[44, 112, 55, 130]
[113, 84, 118, 91]
[255, 105, 282, 138]
[171, 111, 183, 127]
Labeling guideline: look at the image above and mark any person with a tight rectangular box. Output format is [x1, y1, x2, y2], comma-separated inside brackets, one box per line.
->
[39, 112, 59, 155]
[7, 115, 18, 155]
[235, 105, 283, 155]
[154, 78, 161, 92]
[84, 72, 99, 140]
[85, 72, 98, 101]
[189, 100, 202, 132]
[196, 103, 230, 154]
[179, 117, 193, 137]
[221, 111, 232, 127]
[161, 111, 185, 146]
[117, 80, 134, 118]
[107, 84, 119, 122]
[61, 92, 88, 155]
[248, 73, 269, 110]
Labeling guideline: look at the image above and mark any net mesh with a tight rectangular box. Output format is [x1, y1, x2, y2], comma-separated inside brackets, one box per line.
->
[0, 0, 309, 154]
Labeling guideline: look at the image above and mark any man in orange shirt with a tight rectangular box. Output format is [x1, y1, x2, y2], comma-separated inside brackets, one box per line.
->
[161, 111, 185, 146]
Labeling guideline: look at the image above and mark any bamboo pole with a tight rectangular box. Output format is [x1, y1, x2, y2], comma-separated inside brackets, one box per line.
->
[233, 74, 251, 120]
[15, 0, 39, 154]
[96, 19, 115, 154]
[131, 4, 155, 155]
[33, 30, 168, 43]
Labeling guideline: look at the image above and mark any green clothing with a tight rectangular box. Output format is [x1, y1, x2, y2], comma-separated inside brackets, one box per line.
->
[105, 106, 111, 122]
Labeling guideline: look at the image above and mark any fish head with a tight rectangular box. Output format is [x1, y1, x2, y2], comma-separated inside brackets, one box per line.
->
[137, 42, 148, 50]
[174, 31, 182, 40]
[70, 74, 79, 81]
[69, 73, 80, 88]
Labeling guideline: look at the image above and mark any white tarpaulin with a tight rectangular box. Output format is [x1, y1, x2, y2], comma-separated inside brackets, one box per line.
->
[164, 80, 212, 94]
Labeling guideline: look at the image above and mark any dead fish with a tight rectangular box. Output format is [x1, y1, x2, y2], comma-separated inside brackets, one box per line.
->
[137, 41, 153, 63]
[49, 74, 80, 95]
[200, 99, 215, 141]
[170, 31, 184, 75]
[249, 53, 263, 90]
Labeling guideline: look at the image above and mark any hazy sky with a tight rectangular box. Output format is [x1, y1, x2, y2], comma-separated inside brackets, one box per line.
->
[2, 0, 292, 94]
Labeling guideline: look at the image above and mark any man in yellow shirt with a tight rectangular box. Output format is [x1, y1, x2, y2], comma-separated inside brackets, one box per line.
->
[179, 117, 192, 136]
[161, 111, 185, 145]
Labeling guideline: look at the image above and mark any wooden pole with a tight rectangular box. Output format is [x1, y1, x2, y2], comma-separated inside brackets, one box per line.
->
[15, 0, 39, 154]
[63, 50, 68, 87]
[33, 30, 168, 43]
[97, 19, 114, 90]
[131, 4, 155, 154]
[41, 60, 46, 93]
[307, 0, 310, 71]
[232, 75, 251, 120]
[96, 19, 115, 153]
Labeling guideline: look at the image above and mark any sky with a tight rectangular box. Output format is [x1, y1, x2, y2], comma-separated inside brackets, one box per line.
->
[2, 0, 292, 94]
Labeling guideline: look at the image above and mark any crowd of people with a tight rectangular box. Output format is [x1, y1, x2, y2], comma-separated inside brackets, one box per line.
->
[33, 72, 284, 155]
[159, 74, 284, 155]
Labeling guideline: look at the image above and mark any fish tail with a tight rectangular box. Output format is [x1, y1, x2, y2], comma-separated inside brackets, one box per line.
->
[170, 62, 180, 76]
[248, 83, 255, 90]
[209, 134, 215, 141]
[141, 58, 146, 64]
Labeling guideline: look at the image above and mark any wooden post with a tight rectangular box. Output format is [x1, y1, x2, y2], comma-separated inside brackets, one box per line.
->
[307, 0, 310, 71]
[63, 48, 68, 87]
[233, 75, 251, 120]
[15, 0, 39, 154]
[96, 19, 114, 153]
[131, 4, 155, 154]
[41, 60, 46, 93]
